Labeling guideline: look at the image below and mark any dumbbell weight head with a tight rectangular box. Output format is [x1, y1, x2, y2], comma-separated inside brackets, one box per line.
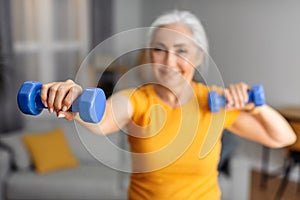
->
[208, 91, 226, 113]
[74, 88, 106, 123]
[17, 81, 44, 115]
[251, 84, 265, 106]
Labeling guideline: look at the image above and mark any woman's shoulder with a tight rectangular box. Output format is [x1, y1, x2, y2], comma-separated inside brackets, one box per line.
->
[193, 81, 208, 90]
[193, 82, 224, 110]
[117, 84, 153, 117]
[193, 82, 209, 98]
[193, 82, 225, 96]
[118, 84, 154, 110]
[120, 84, 153, 98]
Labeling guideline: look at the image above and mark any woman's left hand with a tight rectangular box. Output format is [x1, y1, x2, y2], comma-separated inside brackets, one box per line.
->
[224, 82, 255, 111]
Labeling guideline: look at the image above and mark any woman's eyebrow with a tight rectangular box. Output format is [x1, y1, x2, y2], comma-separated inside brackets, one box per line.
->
[152, 42, 190, 49]
[153, 42, 167, 48]
[174, 43, 188, 48]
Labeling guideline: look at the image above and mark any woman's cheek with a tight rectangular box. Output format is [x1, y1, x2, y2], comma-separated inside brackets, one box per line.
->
[179, 59, 194, 71]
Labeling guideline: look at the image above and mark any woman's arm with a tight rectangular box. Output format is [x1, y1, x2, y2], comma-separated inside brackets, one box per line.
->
[74, 93, 133, 135]
[40, 80, 133, 135]
[224, 83, 296, 148]
[227, 105, 296, 148]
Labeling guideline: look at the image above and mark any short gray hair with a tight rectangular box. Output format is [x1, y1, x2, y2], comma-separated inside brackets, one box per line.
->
[148, 10, 209, 54]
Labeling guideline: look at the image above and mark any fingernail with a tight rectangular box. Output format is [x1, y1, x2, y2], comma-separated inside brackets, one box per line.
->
[43, 101, 48, 108]
[50, 108, 54, 113]
[58, 113, 65, 118]
[62, 106, 67, 112]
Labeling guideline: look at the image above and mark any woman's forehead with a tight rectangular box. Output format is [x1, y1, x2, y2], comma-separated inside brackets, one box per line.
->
[151, 24, 195, 47]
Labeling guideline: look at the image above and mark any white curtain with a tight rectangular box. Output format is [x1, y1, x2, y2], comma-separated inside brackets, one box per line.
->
[11, 0, 89, 83]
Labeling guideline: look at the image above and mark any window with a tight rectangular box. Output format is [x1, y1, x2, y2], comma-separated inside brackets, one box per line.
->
[11, 0, 90, 83]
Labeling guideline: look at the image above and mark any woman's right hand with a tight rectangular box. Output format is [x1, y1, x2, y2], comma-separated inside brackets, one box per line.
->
[40, 79, 83, 120]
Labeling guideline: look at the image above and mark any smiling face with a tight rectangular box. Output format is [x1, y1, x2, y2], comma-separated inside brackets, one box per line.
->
[150, 23, 204, 88]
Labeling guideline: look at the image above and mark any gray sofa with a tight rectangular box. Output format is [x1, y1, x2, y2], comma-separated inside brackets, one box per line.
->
[0, 116, 130, 200]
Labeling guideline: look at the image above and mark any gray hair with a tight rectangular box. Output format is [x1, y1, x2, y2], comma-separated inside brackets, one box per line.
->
[148, 10, 209, 54]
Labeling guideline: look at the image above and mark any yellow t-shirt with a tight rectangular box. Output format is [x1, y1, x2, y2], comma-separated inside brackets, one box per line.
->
[122, 82, 240, 200]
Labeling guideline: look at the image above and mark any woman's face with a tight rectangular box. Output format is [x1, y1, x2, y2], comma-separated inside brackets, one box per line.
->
[150, 23, 203, 88]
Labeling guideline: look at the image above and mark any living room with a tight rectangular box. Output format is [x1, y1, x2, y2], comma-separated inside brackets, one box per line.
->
[1, 0, 300, 200]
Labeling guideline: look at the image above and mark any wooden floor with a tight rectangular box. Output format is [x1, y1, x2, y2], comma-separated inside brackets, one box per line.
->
[250, 170, 300, 200]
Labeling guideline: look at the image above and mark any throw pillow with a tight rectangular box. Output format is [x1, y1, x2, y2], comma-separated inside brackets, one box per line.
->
[0, 131, 31, 171]
[22, 127, 78, 174]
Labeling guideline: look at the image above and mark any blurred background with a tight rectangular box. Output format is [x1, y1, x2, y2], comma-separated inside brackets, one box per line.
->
[0, 0, 300, 199]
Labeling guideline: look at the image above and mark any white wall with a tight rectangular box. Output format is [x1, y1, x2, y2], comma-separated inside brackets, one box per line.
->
[140, 0, 300, 107]
[112, 0, 142, 53]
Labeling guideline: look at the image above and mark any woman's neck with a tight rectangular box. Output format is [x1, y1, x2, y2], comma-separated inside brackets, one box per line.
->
[153, 82, 194, 107]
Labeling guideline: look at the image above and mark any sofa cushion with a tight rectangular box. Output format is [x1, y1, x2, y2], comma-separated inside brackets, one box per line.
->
[0, 131, 31, 171]
[6, 165, 129, 200]
[21, 118, 128, 168]
[62, 123, 98, 164]
[22, 127, 78, 174]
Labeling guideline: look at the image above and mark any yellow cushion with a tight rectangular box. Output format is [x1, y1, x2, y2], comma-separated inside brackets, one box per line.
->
[22, 127, 78, 174]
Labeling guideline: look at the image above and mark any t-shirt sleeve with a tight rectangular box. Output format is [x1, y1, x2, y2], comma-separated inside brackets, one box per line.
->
[120, 88, 150, 126]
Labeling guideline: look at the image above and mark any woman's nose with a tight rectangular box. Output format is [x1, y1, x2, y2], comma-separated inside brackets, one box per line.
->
[165, 51, 177, 67]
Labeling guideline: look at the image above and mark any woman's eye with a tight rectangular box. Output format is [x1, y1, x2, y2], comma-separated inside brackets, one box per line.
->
[176, 49, 188, 54]
[153, 48, 165, 52]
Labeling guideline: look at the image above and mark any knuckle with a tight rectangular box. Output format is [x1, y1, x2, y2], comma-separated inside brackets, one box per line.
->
[70, 85, 82, 94]
[50, 87, 58, 93]
[228, 84, 234, 89]
[66, 79, 74, 84]
[241, 82, 248, 88]
[41, 84, 48, 91]
[54, 102, 61, 109]
[57, 86, 66, 94]
[63, 99, 72, 107]
[40, 85, 48, 98]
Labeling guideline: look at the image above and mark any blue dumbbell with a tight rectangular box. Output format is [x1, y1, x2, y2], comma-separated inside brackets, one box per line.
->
[208, 84, 265, 112]
[17, 81, 106, 123]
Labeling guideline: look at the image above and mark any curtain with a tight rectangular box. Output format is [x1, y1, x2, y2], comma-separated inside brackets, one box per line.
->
[0, 0, 23, 133]
[90, 0, 114, 97]
[90, 0, 113, 50]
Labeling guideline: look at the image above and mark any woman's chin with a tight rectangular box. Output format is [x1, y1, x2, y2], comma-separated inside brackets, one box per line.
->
[156, 77, 186, 89]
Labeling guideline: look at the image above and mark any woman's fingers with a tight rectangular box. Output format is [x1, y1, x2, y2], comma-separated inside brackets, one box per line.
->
[47, 83, 61, 113]
[224, 89, 233, 109]
[40, 82, 56, 108]
[62, 85, 83, 111]
[57, 111, 75, 121]
[40, 79, 82, 116]
[225, 82, 250, 109]
[238, 83, 249, 105]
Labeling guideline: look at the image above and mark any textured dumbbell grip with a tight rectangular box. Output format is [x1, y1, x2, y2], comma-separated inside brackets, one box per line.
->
[37, 89, 105, 123]
[18, 88, 77, 115]
[34, 90, 78, 112]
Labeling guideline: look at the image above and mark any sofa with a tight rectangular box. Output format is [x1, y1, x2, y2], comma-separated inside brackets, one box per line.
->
[0, 115, 130, 200]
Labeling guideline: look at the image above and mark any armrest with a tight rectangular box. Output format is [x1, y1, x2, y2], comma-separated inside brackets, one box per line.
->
[0, 148, 10, 200]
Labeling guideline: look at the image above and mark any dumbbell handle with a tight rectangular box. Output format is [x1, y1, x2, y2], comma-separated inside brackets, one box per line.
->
[29, 86, 80, 113]
[208, 84, 265, 112]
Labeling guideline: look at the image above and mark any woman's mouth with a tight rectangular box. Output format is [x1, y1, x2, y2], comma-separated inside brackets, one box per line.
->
[158, 67, 181, 76]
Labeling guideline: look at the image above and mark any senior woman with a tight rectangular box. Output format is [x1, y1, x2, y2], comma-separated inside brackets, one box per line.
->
[40, 10, 296, 200]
